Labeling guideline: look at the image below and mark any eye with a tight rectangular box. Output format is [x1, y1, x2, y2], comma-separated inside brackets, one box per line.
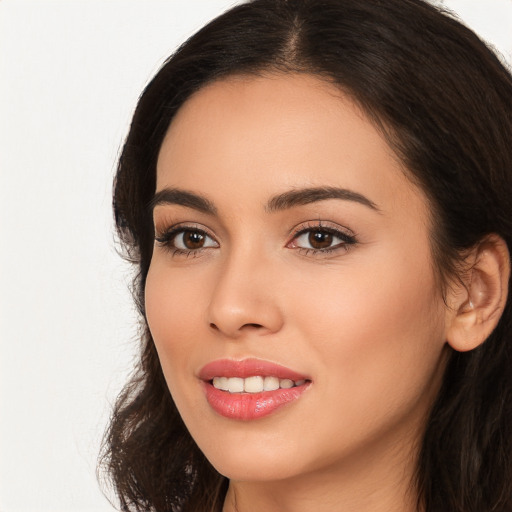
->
[174, 230, 216, 250]
[288, 223, 356, 254]
[155, 226, 218, 255]
[296, 230, 336, 250]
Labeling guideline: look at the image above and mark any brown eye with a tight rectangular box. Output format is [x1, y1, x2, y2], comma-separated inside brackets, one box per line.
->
[308, 230, 333, 249]
[289, 225, 356, 254]
[180, 230, 206, 250]
[173, 229, 217, 251]
[155, 227, 218, 253]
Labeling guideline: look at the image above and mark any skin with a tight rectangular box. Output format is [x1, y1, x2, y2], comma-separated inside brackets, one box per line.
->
[145, 73, 461, 512]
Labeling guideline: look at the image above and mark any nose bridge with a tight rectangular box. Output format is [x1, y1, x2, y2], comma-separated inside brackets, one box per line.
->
[207, 244, 283, 338]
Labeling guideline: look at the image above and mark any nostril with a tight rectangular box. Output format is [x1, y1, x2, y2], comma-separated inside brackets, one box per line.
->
[244, 323, 264, 329]
[209, 322, 264, 333]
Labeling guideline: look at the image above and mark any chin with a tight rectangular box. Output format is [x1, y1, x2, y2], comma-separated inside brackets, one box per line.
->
[208, 452, 303, 483]
[189, 419, 310, 483]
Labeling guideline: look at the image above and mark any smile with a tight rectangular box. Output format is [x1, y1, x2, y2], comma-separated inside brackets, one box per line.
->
[212, 376, 307, 393]
[200, 359, 312, 420]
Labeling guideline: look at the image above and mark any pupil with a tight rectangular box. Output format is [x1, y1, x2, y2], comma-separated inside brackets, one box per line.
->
[309, 230, 332, 249]
[184, 231, 204, 249]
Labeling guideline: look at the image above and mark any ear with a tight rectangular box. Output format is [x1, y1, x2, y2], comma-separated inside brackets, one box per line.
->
[446, 234, 510, 352]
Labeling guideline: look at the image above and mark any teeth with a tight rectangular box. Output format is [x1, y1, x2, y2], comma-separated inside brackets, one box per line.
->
[263, 376, 279, 391]
[227, 377, 244, 393]
[215, 376, 229, 391]
[244, 376, 264, 393]
[212, 376, 307, 393]
[280, 378, 294, 389]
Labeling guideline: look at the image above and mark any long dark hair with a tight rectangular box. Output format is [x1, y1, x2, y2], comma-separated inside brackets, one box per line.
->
[100, 1, 512, 511]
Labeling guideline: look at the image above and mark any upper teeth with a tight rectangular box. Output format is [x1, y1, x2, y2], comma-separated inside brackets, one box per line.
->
[212, 376, 306, 393]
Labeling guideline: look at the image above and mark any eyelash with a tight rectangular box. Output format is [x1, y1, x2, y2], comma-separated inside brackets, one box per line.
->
[154, 222, 357, 258]
[155, 224, 217, 258]
[287, 221, 357, 256]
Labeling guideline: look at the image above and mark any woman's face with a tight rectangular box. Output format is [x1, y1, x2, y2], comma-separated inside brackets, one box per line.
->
[146, 74, 450, 483]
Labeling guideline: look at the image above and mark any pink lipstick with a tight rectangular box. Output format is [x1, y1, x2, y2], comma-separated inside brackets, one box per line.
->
[199, 359, 311, 420]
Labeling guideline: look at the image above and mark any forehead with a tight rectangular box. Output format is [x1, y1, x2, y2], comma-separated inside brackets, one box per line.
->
[156, 73, 428, 224]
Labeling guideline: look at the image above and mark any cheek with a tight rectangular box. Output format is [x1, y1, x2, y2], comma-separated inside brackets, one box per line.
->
[145, 263, 206, 393]
[290, 245, 447, 421]
[145, 254, 216, 336]
[145, 262, 227, 438]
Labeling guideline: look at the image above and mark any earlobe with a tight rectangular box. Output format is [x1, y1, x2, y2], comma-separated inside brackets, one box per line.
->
[446, 234, 510, 352]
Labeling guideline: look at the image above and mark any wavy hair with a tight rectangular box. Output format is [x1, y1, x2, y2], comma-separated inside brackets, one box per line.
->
[100, 1, 512, 511]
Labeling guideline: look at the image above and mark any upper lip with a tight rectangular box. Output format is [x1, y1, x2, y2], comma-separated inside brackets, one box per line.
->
[199, 358, 310, 382]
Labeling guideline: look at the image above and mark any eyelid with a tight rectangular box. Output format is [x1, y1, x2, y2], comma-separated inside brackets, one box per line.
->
[155, 218, 216, 235]
[286, 220, 357, 254]
[288, 220, 355, 239]
[154, 222, 219, 255]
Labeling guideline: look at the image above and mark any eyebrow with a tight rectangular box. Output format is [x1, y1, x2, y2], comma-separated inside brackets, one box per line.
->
[149, 188, 217, 215]
[149, 185, 379, 215]
[265, 186, 380, 213]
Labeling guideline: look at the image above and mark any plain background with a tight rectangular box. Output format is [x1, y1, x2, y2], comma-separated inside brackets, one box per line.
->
[1, 1, 511, 511]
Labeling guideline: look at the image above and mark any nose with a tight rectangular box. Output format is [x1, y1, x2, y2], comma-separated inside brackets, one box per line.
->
[207, 251, 284, 339]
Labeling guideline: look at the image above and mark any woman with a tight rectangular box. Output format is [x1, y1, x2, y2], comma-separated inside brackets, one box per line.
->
[101, 0, 512, 511]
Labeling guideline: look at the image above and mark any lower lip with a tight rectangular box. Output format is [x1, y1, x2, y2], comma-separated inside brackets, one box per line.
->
[203, 382, 310, 420]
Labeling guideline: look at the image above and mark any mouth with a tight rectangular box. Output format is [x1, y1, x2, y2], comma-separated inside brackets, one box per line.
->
[211, 375, 307, 393]
[199, 359, 312, 421]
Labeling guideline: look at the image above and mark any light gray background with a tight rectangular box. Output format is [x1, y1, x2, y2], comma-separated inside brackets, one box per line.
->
[1, 1, 511, 511]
